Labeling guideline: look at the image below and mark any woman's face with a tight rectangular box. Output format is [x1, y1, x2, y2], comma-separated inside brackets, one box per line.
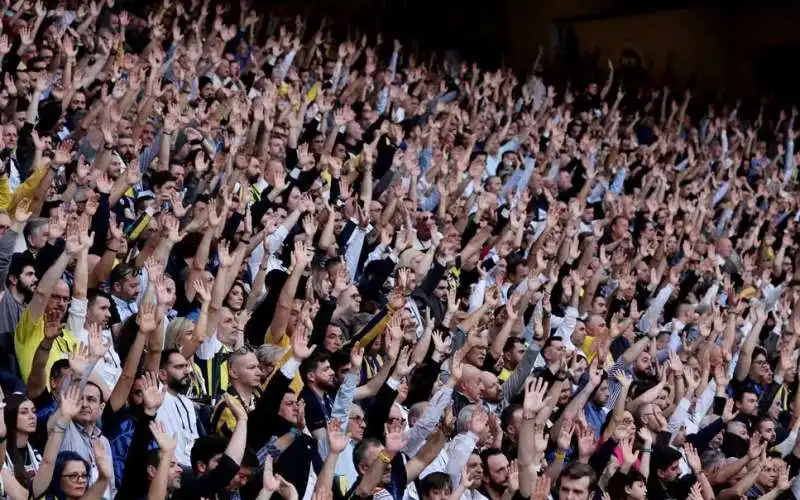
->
[287, 187, 302, 211]
[16, 399, 36, 434]
[60, 460, 88, 498]
[227, 284, 244, 310]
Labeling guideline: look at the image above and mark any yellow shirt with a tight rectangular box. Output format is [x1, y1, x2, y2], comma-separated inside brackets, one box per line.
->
[15, 308, 78, 382]
[580, 336, 614, 370]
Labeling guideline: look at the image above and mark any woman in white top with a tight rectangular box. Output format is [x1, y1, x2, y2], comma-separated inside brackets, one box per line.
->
[3, 394, 42, 490]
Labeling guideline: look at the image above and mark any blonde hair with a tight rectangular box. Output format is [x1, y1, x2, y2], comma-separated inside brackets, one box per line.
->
[165, 317, 195, 350]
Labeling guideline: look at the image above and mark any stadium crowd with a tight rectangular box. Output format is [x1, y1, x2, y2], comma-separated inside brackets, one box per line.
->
[0, 0, 795, 499]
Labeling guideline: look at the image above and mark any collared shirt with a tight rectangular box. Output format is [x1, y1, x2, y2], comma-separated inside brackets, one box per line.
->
[110, 295, 138, 325]
[60, 422, 115, 500]
[69, 298, 121, 391]
[156, 391, 199, 467]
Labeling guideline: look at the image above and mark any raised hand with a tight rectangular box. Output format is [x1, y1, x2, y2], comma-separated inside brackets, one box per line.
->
[531, 473, 551, 500]
[149, 421, 177, 455]
[136, 299, 159, 334]
[349, 345, 365, 373]
[469, 406, 489, 435]
[59, 384, 81, 421]
[68, 343, 91, 374]
[141, 371, 165, 414]
[87, 323, 109, 360]
[384, 421, 409, 454]
[224, 393, 248, 423]
[683, 442, 702, 474]
[556, 419, 574, 451]
[392, 345, 416, 378]
[290, 325, 316, 361]
[523, 377, 549, 415]
[327, 418, 348, 454]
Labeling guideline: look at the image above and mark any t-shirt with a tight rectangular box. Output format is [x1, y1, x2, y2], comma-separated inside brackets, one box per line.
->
[14, 308, 77, 382]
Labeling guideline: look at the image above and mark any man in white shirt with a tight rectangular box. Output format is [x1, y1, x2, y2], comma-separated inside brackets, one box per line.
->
[156, 349, 199, 467]
[67, 291, 121, 392]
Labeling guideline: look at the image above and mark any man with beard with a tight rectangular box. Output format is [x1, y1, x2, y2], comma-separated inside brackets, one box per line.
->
[156, 349, 200, 467]
[0, 252, 38, 336]
[300, 349, 337, 441]
[478, 448, 512, 500]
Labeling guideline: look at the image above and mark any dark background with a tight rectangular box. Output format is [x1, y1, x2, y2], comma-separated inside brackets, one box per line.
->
[251, 0, 800, 101]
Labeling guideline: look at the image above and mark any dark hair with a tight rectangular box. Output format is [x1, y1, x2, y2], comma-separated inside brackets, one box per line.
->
[353, 437, 382, 472]
[736, 387, 759, 402]
[5, 394, 34, 487]
[160, 348, 183, 369]
[299, 350, 331, 385]
[87, 289, 112, 307]
[503, 337, 525, 354]
[419, 472, 452, 497]
[500, 404, 522, 432]
[49, 359, 71, 381]
[110, 263, 138, 286]
[559, 462, 597, 492]
[479, 448, 505, 472]
[150, 171, 177, 190]
[145, 449, 161, 470]
[223, 280, 249, 311]
[49, 451, 90, 500]
[7, 253, 35, 287]
[84, 380, 106, 403]
[190, 436, 228, 473]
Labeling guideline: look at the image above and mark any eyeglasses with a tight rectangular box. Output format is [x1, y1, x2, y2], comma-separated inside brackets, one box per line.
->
[62, 472, 88, 482]
[350, 415, 366, 423]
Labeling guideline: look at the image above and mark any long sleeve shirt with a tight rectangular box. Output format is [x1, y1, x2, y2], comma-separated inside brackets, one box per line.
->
[403, 386, 454, 457]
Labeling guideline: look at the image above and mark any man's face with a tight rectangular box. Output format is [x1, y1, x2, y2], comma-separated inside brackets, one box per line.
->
[13, 265, 37, 299]
[162, 353, 192, 392]
[129, 378, 144, 407]
[323, 325, 343, 352]
[544, 340, 565, 363]
[116, 275, 140, 300]
[592, 380, 610, 406]
[504, 342, 526, 368]
[75, 384, 104, 425]
[559, 476, 591, 500]
[46, 280, 71, 320]
[88, 297, 112, 328]
[485, 454, 509, 490]
[0, 213, 10, 239]
[71, 92, 87, 111]
[348, 406, 366, 441]
[2, 125, 17, 149]
[278, 392, 299, 425]
[626, 480, 646, 500]
[231, 353, 262, 389]
[466, 331, 489, 366]
[661, 461, 681, 482]
[758, 420, 776, 444]
[360, 442, 392, 486]
[226, 465, 252, 492]
[635, 352, 652, 375]
[167, 457, 182, 491]
[737, 393, 758, 415]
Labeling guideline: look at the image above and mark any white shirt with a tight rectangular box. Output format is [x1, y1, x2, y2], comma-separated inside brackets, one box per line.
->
[67, 298, 122, 390]
[156, 392, 199, 466]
